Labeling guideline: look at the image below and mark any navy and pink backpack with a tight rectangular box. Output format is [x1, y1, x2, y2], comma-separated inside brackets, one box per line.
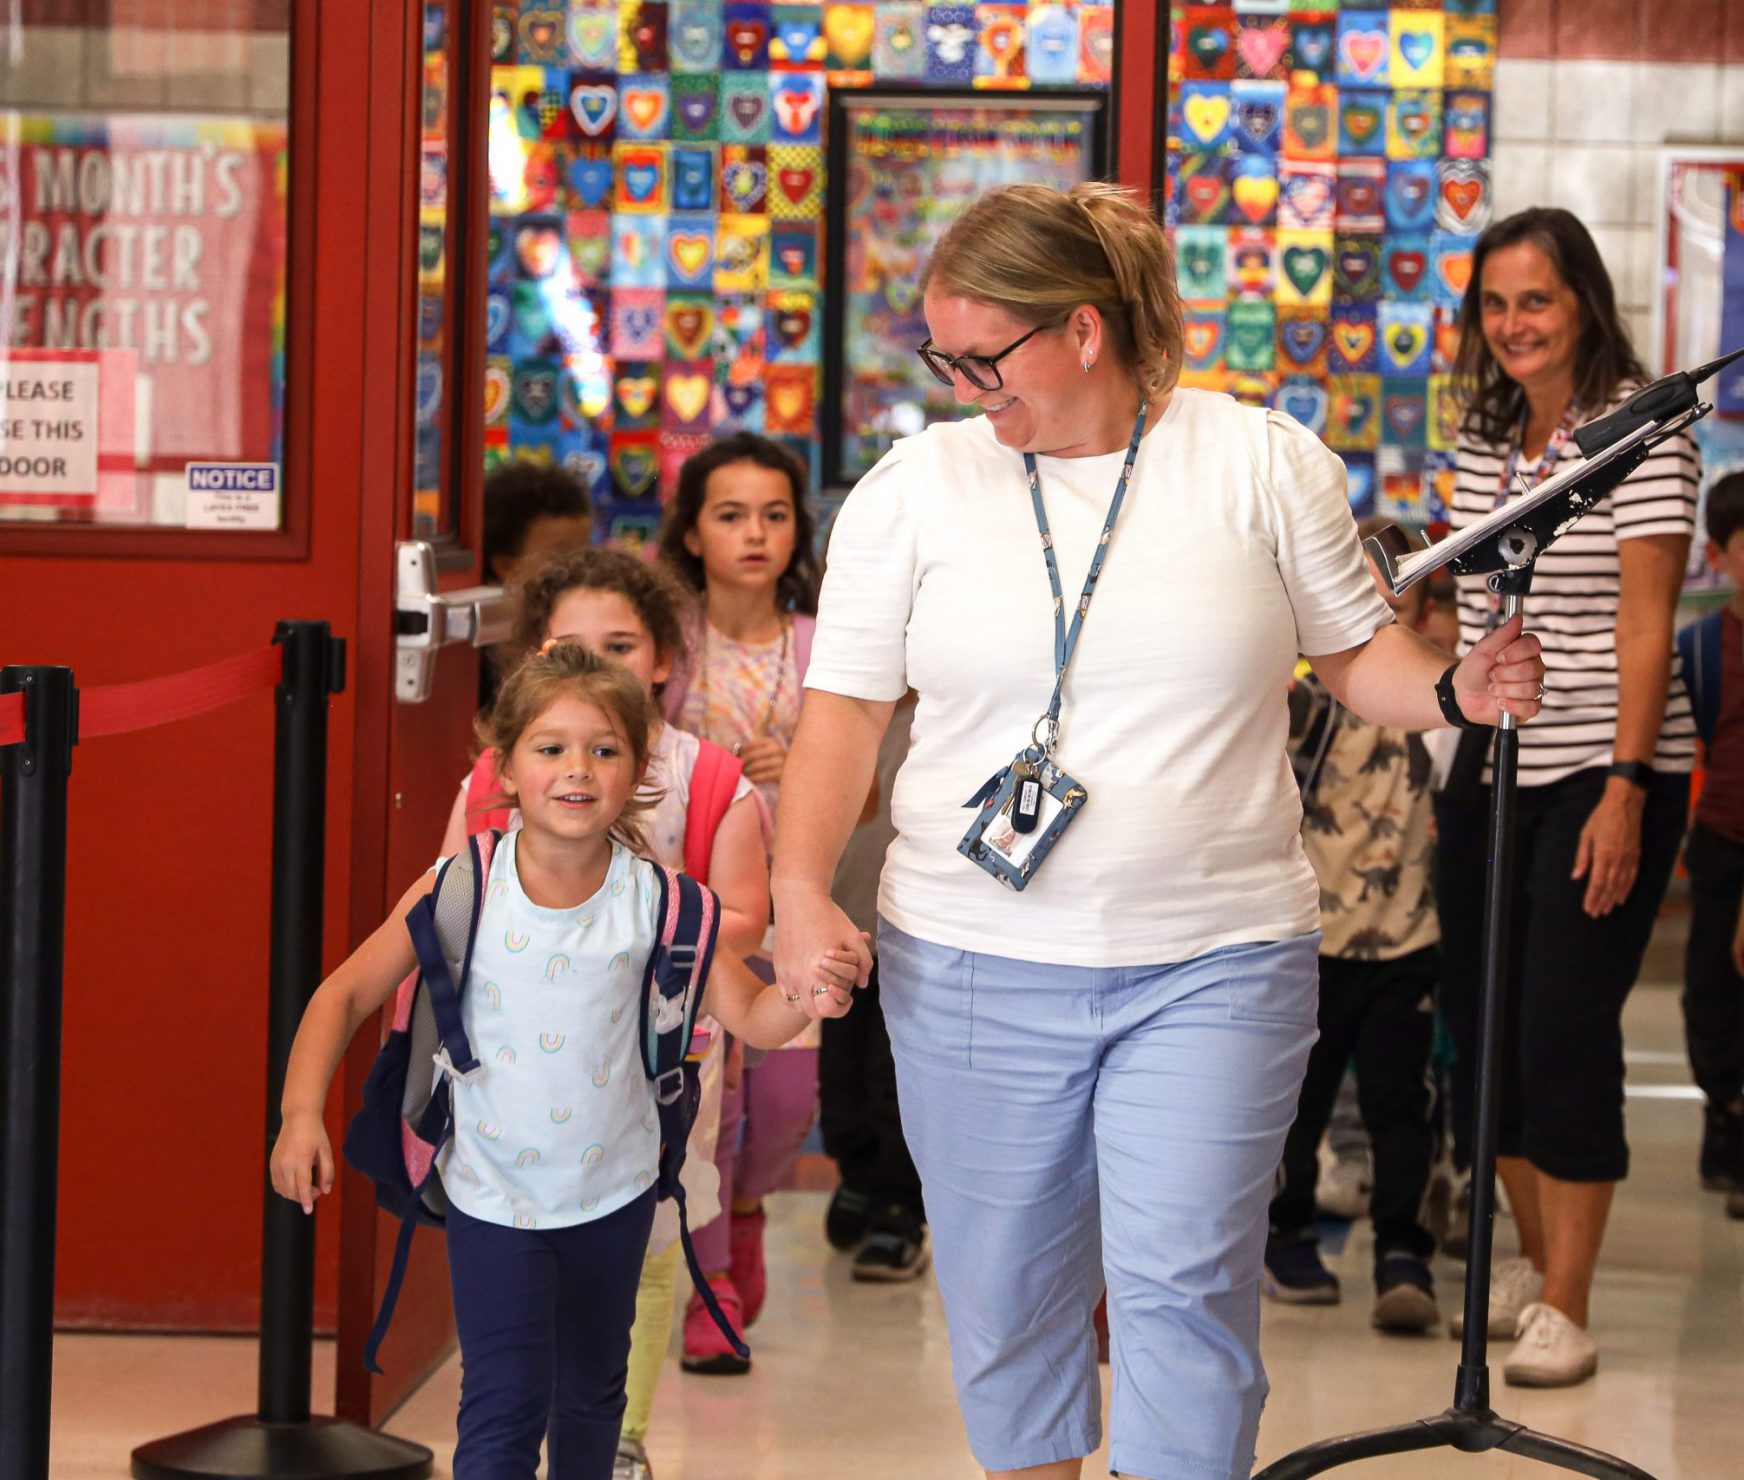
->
[342, 829, 745, 1371]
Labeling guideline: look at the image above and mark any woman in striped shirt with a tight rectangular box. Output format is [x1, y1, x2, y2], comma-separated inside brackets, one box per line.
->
[1435, 208, 1699, 1388]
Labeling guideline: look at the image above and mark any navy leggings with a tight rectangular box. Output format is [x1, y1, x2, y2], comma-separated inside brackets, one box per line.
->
[446, 1192, 656, 1480]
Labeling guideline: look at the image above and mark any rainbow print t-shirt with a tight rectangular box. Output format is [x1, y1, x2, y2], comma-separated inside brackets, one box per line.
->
[439, 833, 661, 1230]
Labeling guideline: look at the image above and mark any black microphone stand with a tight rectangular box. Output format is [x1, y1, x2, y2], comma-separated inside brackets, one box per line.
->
[1255, 363, 1729, 1479]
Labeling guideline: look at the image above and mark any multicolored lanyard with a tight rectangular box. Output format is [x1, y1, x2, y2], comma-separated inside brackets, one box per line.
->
[1484, 398, 1581, 626]
[1021, 402, 1147, 755]
[1494, 399, 1582, 512]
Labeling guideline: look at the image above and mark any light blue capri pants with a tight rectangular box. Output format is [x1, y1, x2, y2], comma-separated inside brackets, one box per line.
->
[878, 922, 1321, 1480]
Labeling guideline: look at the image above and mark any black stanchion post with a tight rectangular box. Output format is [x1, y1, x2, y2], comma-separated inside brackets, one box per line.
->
[0, 665, 78, 1480]
[133, 624, 431, 1480]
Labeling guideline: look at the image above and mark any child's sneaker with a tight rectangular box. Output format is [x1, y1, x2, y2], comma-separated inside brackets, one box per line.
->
[1371, 1251, 1438, 1333]
[729, 1205, 768, 1326]
[826, 1184, 875, 1250]
[1448, 1255, 1543, 1339]
[1503, 1302, 1598, 1387]
[680, 1277, 750, 1375]
[1262, 1233, 1340, 1305]
[851, 1205, 930, 1282]
[614, 1437, 653, 1480]
[1316, 1154, 1373, 1221]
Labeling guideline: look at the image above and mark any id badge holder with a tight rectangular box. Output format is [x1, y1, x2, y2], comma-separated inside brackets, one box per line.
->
[957, 746, 1088, 893]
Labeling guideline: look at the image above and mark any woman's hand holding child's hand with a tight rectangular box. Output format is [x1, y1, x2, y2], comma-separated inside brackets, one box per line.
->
[808, 938, 868, 1018]
[737, 735, 787, 785]
[271, 1111, 335, 1215]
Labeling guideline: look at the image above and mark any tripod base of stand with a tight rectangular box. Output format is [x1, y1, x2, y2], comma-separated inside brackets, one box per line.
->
[131, 1415, 432, 1479]
[1253, 1405, 1657, 1480]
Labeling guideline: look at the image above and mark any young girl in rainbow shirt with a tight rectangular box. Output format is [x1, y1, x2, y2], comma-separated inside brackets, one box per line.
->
[271, 643, 860, 1479]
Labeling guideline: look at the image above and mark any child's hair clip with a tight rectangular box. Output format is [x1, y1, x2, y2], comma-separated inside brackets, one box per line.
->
[539, 637, 560, 656]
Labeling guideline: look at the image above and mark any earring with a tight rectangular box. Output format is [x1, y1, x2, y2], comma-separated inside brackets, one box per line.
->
[1082, 358, 1092, 373]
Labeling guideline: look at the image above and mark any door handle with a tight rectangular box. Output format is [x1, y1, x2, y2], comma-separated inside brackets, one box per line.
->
[394, 540, 511, 703]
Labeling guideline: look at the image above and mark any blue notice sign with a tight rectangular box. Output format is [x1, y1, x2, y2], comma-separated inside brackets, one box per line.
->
[184, 461, 282, 529]
[187, 462, 279, 493]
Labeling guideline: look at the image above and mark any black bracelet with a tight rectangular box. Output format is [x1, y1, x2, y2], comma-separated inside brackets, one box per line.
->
[1435, 664, 1483, 730]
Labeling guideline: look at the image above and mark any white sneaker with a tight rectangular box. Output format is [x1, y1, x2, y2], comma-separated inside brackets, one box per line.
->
[1448, 1256, 1543, 1339]
[1317, 1155, 1373, 1221]
[1504, 1302, 1599, 1387]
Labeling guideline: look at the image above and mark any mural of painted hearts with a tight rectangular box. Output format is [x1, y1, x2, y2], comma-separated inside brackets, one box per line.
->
[571, 85, 617, 137]
[1398, 30, 1435, 73]
[667, 374, 711, 424]
[1388, 250, 1427, 294]
[613, 444, 658, 495]
[1183, 174, 1226, 216]
[1384, 395, 1426, 441]
[1282, 245, 1328, 297]
[1332, 320, 1376, 366]
[516, 224, 562, 278]
[569, 10, 616, 69]
[520, 9, 562, 58]
[1398, 100, 1433, 142]
[673, 19, 720, 68]
[776, 306, 813, 347]
[1187, 25, 1230, 71]
[1237, 24, 1288, 77]
[617, 376, 658, 420]
[1343, 101, 1382, 147]
[571, 157, 614, 208]
[1184, 319, 1223, 363]
[569, 450, 607, 489]
[1294, 26, 1332, 73]
[777, 166, 816, 204]
[676, 91, 717, 132]
[1340, 180, 1381, 220]
[1179, 240, 1222, 294]
[724, 161, 766, 211]
[728, 92, 767, 132]
[727, 20, 767, 65]
[1236, 98, 1280, 146]
[622, 164, 660, 203]
[775, 88, 820, 136]
[1385, 323, 1429, 370]
[723, 384, 760, 419]
[486, 292, 510, 346]
[483, 364, 509, 423]
[1291, 100, 1331, 150]
[1233, 173, 1279, 224]
[824, 5, 875, 64]
[1442, 177, 1481, 222]
[1340, 30, 1386, 82]
[667, 305, 712, 357]
[1337, 391, 1375, 436]
[669, 232, 711, 278]
[623, 89, 666, 134]
[1438, 252, 1473, 296]
[1183, 93, 1230, 146]
[1281, 172, 1333, 223]
[885, 278, 919, 314]
[1279, 381, 1329, 431]
[769, 379, 811, 424]
[1280, 318, 1326, 365]
[513, 362, 559, 421]
[1336, 246, 1381, 295]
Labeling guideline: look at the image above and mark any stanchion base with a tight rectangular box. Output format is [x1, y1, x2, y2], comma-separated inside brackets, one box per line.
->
[131, 1415, 432, 1480]
[1253, 1405, 1657, 1480]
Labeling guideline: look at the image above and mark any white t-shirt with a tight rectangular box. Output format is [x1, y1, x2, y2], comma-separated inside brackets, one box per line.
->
[440, 834, 661, 1230]
[807, 388, 1391, 967]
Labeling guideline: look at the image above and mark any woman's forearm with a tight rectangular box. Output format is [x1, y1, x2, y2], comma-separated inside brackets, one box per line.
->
[1310, 622, 1454, 730]
[772, 691, 895, 900]
[1612, 613, 1673, 766]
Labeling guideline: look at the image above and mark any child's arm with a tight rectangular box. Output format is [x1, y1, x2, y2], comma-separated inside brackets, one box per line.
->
[707, 792, 771, 958]
[269, 872, 436, 1213]
[703, 940, 864, 1049]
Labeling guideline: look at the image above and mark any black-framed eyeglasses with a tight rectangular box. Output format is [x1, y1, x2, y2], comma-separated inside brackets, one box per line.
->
[917, 323, 1051, 392]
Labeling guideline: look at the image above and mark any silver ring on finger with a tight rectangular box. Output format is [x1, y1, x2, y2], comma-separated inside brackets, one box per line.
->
[812, 985, 834, 997]
[784, 992, 802, 1003]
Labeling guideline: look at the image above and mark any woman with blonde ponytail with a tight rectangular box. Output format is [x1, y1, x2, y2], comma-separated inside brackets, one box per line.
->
[772, 182, 1545, 1479]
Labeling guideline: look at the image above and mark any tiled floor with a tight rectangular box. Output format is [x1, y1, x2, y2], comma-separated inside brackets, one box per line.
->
[49, 977, 1742, 1478]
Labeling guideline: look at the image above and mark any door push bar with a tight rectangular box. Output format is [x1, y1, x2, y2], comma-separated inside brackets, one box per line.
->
[393, 541, 512, 704]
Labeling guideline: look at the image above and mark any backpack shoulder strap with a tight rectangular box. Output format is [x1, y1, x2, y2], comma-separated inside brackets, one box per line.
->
[405, 829, 496, 1085]
[1680, 608, 1724, 750]
[464, 753, 514, 836]
[682, 739, 745, 885]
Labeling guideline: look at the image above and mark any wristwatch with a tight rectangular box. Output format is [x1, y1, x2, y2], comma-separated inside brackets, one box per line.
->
[1435, 665, 1483, 730]
[1608, 760, 1655, 789]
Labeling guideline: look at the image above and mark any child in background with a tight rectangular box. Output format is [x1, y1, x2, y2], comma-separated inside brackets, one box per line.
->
[272, 643, 853, 1480]
[821, 692, 928, 1279]
[1264, 525, 1444, 1332]
[1677, 470, 1744, 1219]
[657, 432, 822, 1374]
[478, 459, 593, 704]
[439, 549, 771, 1480]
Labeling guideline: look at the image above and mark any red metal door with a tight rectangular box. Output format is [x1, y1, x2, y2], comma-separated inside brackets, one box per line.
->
[0, 0, 487, 1434]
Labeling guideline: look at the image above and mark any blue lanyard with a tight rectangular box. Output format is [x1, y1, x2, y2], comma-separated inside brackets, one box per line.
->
[1021, 402, 1148, 753]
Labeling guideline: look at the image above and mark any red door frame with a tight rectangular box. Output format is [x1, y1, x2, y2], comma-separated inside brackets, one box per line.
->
[1113, 2, 1167, 206]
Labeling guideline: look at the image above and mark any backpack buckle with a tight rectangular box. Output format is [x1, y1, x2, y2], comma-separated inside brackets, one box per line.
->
[663, 942, 697, 977]
[433, 1047, 483, 1086]
[653, 1067, 685, 1105]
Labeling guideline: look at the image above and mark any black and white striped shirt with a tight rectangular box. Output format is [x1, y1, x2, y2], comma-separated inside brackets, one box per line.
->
[1450, 389, 1700, 788]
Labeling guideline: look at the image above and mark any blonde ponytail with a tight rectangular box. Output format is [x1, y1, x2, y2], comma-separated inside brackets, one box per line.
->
[919, 181, 1183, 399]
